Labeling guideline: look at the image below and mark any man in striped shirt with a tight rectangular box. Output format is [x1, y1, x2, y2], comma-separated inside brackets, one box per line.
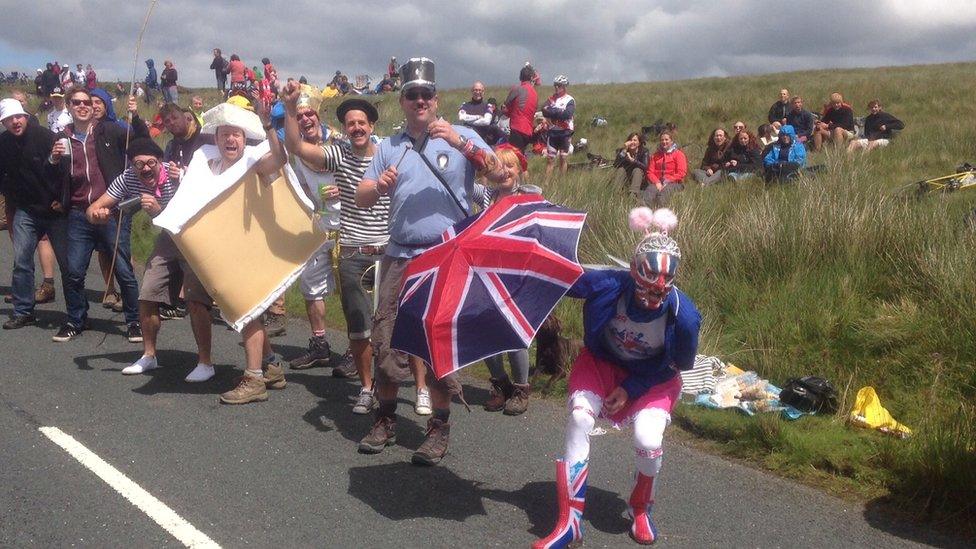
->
[282, 85, 392, 414]
[85, 137, 214, 382]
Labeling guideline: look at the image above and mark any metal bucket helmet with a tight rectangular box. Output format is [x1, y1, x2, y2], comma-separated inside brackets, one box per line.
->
[628, 207, 680, 308]
[553, 74, 569, 86]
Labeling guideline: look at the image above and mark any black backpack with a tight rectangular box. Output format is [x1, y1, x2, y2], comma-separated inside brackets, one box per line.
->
[780, 376, 838, 414]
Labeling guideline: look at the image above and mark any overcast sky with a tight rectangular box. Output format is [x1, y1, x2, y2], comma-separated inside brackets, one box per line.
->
[3, 1, 976, 90]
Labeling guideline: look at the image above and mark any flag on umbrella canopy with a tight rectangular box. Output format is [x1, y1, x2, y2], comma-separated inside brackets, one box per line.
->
[391, 193, 586, 379]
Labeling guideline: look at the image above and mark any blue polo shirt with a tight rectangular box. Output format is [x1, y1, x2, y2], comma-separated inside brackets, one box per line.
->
[364, 125, 489, 258]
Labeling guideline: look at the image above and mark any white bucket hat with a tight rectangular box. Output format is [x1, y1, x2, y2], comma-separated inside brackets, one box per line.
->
[201, 102, 265, 141]
[0, 98, 28, 122]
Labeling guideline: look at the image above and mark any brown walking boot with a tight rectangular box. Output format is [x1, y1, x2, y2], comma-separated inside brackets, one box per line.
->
[484, 377, 514, 412]
[411, 418, 450, 466]
[219, 373, 268, 404]
[34, 281, 55, 304]
[504, 383, 531, 416]
[263, 361, 287, 389]
[358, 415, 397, 454]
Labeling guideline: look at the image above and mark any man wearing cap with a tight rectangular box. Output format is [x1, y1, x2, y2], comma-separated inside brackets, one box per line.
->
[48, 87, 142, 343]
[355, 57, 507, 465]
[283, 84, 393, 414]
[47, 87, 72, 134]
[0, 98, 69, 330]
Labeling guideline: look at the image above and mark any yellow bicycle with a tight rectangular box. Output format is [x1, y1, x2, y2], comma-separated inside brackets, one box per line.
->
[907, 163, 976, 198]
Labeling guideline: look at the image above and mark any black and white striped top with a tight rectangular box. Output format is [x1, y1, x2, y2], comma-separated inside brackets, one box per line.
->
[320, 144, 389, 246]
[105, 163, 179, 213]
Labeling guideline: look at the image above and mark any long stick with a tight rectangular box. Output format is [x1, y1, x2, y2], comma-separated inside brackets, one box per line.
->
[104, 0, 159, 303]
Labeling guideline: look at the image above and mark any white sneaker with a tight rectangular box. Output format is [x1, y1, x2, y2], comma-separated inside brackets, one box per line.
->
[184, 363, 215, 382]
[122, 355, 159, 375]
[415, 387, 432, 416]
[352, 388, 377, 415]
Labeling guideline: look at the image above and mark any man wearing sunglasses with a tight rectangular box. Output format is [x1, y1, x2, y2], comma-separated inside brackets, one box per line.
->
[355, 57, 507, 466]
[48, 88, 141, 343]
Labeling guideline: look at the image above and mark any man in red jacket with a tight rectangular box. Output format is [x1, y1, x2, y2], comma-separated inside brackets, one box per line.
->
[503, 65, 538, 153]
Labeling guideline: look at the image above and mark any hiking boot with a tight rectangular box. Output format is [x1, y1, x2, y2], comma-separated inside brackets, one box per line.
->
[159, 303, 186, 320]
[263, 361, 287, 389]
[52, 322, 83, 342]
[331, 349, 358, 378]
[219, 373, 268, 404]
[263, 312, 287, 337]
[102, 291, 120, 310]
[411, 418, 450, 466]
[414, 387, 432, 416]
[289, 335, 332, 370]
[126, 322, 143, 343]
[34, 281, 55, 304]
[484, 377, 514, 412]
[503, 383, 531, 416]
[3, 315, 36, 330]
[352, 388, 377, 415]
[358, 415, 396, 454]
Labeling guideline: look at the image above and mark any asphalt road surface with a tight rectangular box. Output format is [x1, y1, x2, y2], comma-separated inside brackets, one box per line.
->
[0, 236, 965, 548]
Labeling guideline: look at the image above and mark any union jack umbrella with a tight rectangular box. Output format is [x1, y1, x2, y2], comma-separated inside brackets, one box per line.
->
[390, 193, 586, 379]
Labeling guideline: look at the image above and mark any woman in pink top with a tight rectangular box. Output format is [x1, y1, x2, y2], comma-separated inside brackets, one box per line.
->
[643, 132, 687, 208]
[227, 54, 246, 91]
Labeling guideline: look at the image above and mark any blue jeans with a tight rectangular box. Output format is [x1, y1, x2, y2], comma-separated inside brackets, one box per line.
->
[10, 209, 69, 317]
[162, 85, 178, 104]
[65, 209, 139, 327]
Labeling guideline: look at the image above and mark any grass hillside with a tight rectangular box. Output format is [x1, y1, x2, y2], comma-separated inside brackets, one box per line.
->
[5, 61, 974, 530]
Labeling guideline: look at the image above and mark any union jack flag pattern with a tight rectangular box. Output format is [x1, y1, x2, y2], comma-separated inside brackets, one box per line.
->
[391, 193, 586, 379]
[533, 459, 588, 549]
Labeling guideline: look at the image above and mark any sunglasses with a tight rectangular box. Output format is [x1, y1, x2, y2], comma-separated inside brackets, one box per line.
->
[403, 89, 434, 101]
[733, 125, 745, 130]
[296, 111, 318, 120]
[133, 159, 159, 170]
[71, 99, 93, 107]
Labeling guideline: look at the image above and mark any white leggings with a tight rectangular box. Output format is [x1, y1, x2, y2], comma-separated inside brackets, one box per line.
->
[564, 390, 669, 477]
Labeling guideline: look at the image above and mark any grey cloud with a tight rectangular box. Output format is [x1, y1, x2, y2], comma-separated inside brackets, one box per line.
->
[2, 0, 975, 89]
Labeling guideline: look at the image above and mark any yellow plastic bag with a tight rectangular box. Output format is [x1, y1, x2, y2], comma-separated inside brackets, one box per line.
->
[848, 386, 912, 438]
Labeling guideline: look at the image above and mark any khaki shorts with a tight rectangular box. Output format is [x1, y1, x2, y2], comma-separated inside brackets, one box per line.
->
[140, 232, 211, 306]
[372, 256, 460, 396]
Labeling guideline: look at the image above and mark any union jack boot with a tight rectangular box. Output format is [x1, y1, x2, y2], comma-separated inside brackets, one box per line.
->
[628, 472, 658, 545]
[533, 459, 588, 549]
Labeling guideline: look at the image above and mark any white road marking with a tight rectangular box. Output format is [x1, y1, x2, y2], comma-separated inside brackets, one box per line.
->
[38, 426, 220, 548]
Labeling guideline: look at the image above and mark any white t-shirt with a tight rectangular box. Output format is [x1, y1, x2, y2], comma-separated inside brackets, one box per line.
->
[291, 155, 340, 230]
[601, 294, 667, 361]
[47, 108, 72, 134]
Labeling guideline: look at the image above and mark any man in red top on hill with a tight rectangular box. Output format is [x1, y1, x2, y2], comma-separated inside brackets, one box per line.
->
[504, 64, 538, 153]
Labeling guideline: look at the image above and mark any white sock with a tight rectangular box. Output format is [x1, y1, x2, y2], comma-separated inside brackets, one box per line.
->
[122, 355, 158, 374]
[184, 363, 215, 382]
[633, 408, 668, 477]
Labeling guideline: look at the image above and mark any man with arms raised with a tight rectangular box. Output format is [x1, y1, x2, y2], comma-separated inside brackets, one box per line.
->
[355, 58, 506, 464]
[282, 85, 391, 414]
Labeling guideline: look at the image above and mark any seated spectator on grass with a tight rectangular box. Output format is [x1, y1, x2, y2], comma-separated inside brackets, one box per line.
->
[767, 88, 790, 125]
[848, 99, 904, 153]
[813, 92, 854, 151]
[692, 127, 729, 186]
[643, 131, 687, 207]
[723, 130, 762, 181]
[731, 121, 747, 136]
[758, 123, 779, 148]
[785, 96, 814, 144]
[763, 124, 806, 182]
[612, 131, 649, 196]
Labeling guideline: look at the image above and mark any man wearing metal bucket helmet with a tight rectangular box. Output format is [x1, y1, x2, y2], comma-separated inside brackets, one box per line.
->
[535, 207, 701, 548]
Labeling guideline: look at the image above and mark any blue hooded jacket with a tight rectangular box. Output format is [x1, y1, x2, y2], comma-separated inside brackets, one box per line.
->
[567, 268, 701, 400]
[90, 87, 150, 136]
[145, 59, 158, 89]
[763, 124, 806, 167]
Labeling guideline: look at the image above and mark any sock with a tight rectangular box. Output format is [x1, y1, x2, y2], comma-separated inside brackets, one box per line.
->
[43, 277, 54, 284]
[433, 408, 450, 423]
[312, 329, 326, 337]
[377, 399, 397, 418]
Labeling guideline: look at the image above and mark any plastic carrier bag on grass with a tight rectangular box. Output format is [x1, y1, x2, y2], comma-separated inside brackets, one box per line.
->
[848, 386, 912, 439]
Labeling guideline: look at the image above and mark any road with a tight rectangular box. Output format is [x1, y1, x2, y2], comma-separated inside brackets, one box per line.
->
[0, 236, 964, 548]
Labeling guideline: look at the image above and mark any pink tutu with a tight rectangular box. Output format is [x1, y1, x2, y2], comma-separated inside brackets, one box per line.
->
[567, 347, 682, 425]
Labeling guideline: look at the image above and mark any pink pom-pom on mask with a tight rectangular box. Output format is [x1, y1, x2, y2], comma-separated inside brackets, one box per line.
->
[629, 207, 677, 235]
